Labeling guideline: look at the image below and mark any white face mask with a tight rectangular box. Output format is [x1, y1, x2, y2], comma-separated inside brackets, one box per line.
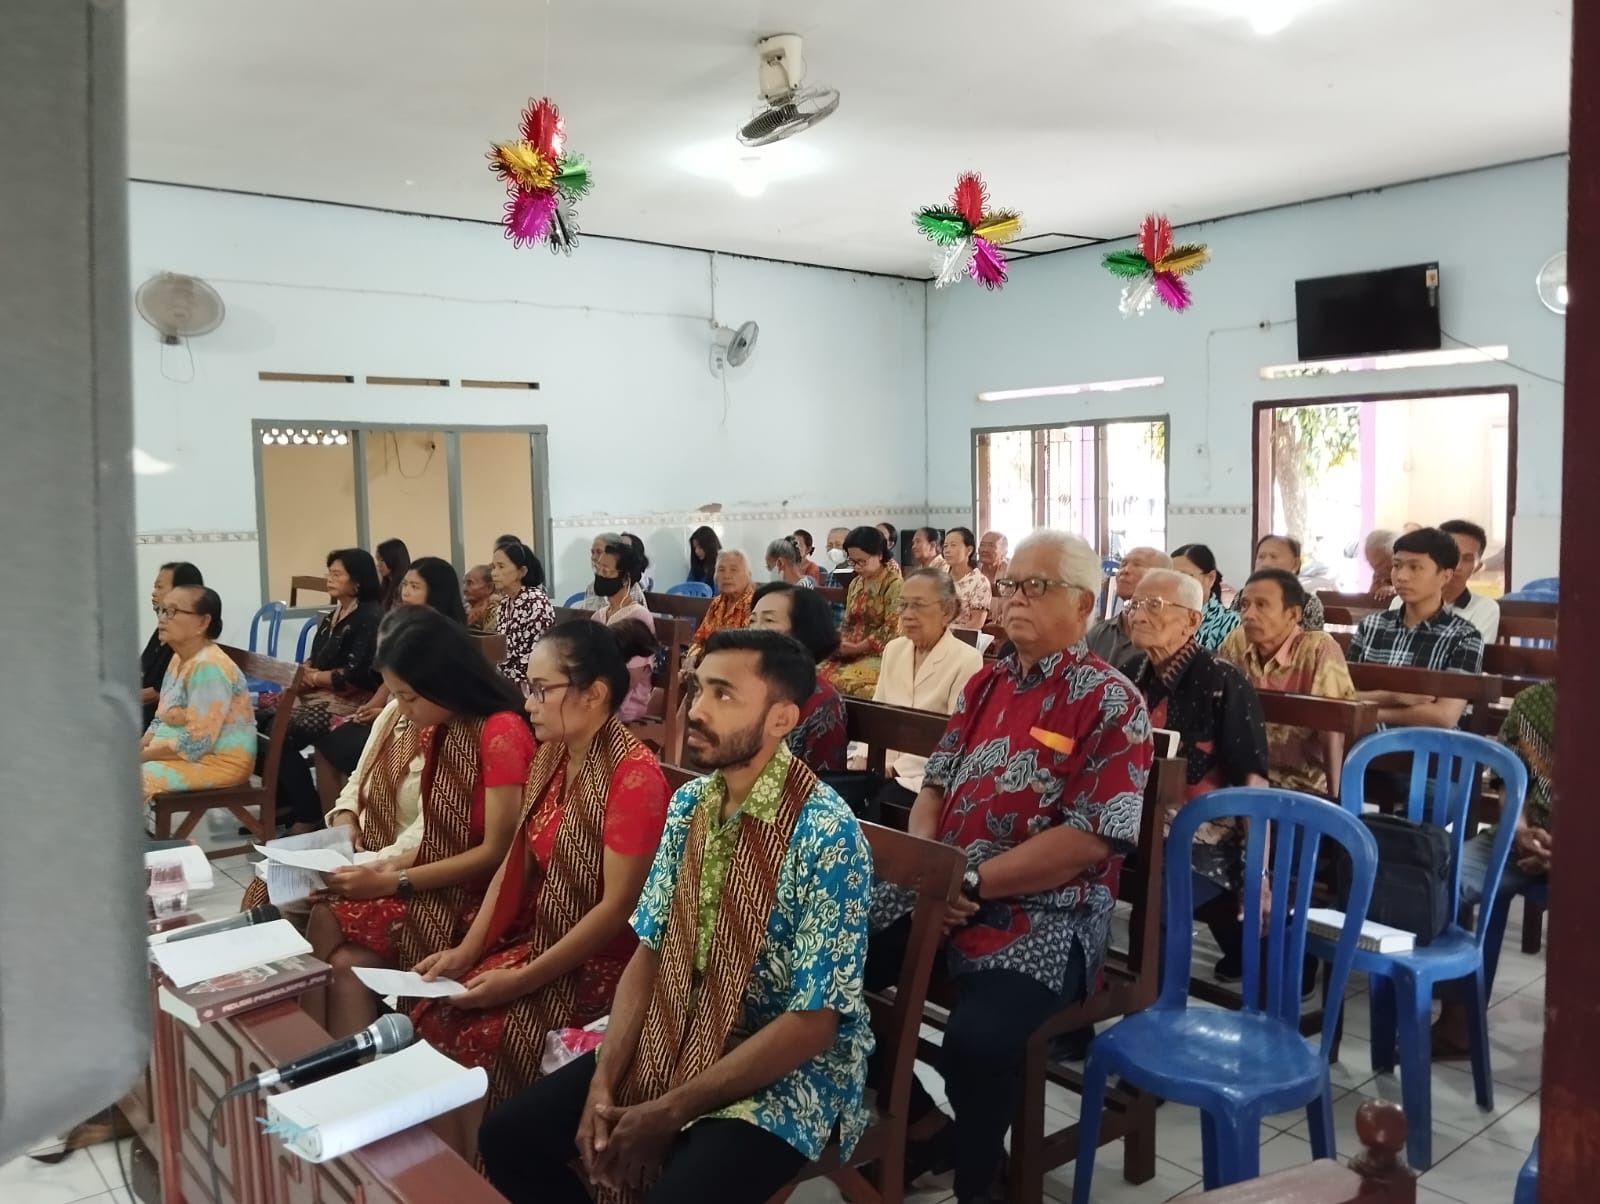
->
[826, 547, 847, 566]
[770, 568, 785, 582]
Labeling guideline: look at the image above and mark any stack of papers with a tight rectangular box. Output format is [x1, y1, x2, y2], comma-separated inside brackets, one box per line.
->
[145, 844, 214, 892]
[252, 829, 379, 905]
[150, 919, 313, 988]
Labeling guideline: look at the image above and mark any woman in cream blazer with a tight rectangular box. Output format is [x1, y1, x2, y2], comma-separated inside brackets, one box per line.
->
[873, 568, 986, 804]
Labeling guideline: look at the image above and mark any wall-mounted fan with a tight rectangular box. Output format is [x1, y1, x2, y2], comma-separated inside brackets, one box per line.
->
[135, 272, 226, 343]
[1536, 252, 1568, 315]
[737, 35, 839, 147]
[711, 321, 759, 376]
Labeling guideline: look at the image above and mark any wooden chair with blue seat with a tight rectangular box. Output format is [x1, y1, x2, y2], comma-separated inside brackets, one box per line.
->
[1071, 788, 1380, 1198]
[1315, 727, 1529, 1172]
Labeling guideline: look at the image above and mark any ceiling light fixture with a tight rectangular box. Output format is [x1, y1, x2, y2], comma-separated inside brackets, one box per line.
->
[731, 155, 769, 198]
[977, 376, 1166, 402]
[677, 136, 821, 194]
[1249, 3, 1294, 35]
[1259, 345, 1510, 379]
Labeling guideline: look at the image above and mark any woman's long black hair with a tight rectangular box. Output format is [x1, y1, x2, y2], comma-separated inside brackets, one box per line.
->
[376, 538, 411, 609]
[1172, 543, 1225, 601]
[406, 556, 468, 625]
[374, 606, 526, 717]
[688, 525, 722, 584]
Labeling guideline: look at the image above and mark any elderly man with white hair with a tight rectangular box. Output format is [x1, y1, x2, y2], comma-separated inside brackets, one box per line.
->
[1126, 567, 1271, 984]
[865, 529, 1152, 1203]
[1086, 546, 1172, 673]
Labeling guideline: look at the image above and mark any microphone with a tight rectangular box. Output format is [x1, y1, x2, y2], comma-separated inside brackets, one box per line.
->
[235, 1015, 414, 1094]
[156, 903, 281, 944]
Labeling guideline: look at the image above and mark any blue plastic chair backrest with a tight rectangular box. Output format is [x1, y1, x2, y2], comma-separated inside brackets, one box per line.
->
[294, 614, 321, 662]
[563, 591, 586, 608]
[1340, 728, 1529, 949]
[1515, 577, 1558, 595]
[667, 581, 713, 598]
[1160, 788, 1379, 1054]
[248, 601, 287, 656]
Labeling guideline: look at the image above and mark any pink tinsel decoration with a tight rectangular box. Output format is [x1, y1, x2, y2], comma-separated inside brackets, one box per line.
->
[1153, 272, 1192, 312]
[504, 190, 558, 247]
[968, 237, 1007, 289]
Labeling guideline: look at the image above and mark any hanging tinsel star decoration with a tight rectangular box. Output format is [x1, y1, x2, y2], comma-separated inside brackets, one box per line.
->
[1101, 213, 1211, 316]
[488, 97, 591, 254]
[915, 172, 1023, 290]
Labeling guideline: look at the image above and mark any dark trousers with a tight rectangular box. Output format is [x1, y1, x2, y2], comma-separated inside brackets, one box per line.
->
[480, 1052, 808, 1204]
[866, 916, 1087, 1199]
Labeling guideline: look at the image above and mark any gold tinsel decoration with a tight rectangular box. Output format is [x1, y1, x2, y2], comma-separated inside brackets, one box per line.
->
[490, 142, 556, 193]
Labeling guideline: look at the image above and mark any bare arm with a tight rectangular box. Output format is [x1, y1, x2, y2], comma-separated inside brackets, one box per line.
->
[405, 781, 522, 891]
[654, 1009, 838, 1127]
[977, 826, 1113, 897]
[1322, 732, 1346, 798]
[593, 943, 660, 1092]
[1377, 697, 1467, 728]
[907, 785, 943, 842]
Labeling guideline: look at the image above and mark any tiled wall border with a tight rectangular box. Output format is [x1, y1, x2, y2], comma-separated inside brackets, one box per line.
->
[1168, 505, 1249, 517]
[137, 530, 259, 545]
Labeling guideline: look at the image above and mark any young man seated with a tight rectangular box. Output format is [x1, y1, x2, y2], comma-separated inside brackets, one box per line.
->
[1348, 525, 1485, 727]
[1387, 519, 1500, 646]
[479, 628, 874, 1204]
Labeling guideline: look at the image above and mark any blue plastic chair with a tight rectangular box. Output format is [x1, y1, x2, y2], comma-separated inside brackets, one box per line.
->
[247, 601, 287, 657]
[1515, 1137, 1539, 1204]
[1072, 789, 1379, 1198]
[293, 614, 321, 662]
[1313, 729, 1529, 1171]
[1479, 877, 1548, 993]
[1514, 577, 1558, 595]
[667, 581, 713, 598]
[563, 591, 585, 608]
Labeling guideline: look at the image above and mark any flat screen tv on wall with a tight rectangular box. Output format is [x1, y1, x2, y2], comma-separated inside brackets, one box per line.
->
[1294, 262, 1441, 362]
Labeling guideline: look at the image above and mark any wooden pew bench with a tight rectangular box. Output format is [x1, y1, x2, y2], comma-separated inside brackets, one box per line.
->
[644, 590, 710, 624]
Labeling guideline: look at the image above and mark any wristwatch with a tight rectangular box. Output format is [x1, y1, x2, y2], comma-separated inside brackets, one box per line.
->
[961, 868, 983, 902]
[396, 870, 415, 900]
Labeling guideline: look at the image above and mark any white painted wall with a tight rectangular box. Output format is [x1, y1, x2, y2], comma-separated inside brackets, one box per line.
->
[130, 182, 927, 627]
[925, 157, 1568, 591]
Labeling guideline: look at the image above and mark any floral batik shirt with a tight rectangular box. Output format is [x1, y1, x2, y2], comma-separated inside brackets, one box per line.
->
[630, 745, 875, 1160]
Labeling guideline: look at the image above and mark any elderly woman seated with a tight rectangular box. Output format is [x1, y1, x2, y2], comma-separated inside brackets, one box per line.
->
[819, 525, 903, 698]
[1230, 534, 1326, 631]
[687, 549, 755, 662]
[871, 569, 984, 814]
[463, 563, 500, 633]
[141, 586, 257, 806]
[765, 537, 818, 588]
[1125, 567, 1271, 983]
[748, 582, 848, 771]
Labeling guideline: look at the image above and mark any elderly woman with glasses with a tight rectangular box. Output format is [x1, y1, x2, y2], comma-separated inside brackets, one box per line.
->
[1124, 568, 1270, 984]
[866, 531, 1153, 1203]
[818, 525, 903, 698]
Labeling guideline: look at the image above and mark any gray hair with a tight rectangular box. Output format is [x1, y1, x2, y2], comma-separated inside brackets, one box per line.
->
[1364, 528, 1396, 555]
[1141, 568, 1205, 612]
[596, 531, 622, 543]
[717, 549, 750, 572]
[904, 566, 959, 621]
[1122, 546, 1173, 569]
[766, 537, 800, 565]
[1012, 530, 1104, 597]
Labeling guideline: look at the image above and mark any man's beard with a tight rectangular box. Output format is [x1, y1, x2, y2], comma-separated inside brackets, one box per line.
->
[684, 716, 767, 771]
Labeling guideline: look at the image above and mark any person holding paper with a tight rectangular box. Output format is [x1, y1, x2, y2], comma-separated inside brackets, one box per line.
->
[478, 628, 874, 1204]
[141, 586, 257, 804]
[409, 621, 670, 1159]
[304, 608, 535, 1038]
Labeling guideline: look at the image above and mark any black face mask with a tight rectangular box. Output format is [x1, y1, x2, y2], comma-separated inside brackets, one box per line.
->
[594, 575, 626, 598]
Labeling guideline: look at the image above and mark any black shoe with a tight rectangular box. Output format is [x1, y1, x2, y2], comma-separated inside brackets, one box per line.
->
[1214, 955, 1243, 983]
[904, 1127, 955, 1185]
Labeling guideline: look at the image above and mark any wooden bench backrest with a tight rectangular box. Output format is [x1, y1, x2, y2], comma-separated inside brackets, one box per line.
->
[1318, 590, 1381, 612]
[217, 646, 305, 804]
[467, 630, 506, 667]
[1498, 598, 1557, 621]
[645, 591, 710, 623]
[1258, 691, 1381, 741]
[1496, 614, 1557, 644]
[288, 575, 329, 607]
[1321, 605, 1372, 629]
[1345, 662, 1504, 735]
[844, 698, 950, 778]
[1483, 643, 1557, 679]
[816, 585, 845, 606]
[1117, 755, 1180, 990]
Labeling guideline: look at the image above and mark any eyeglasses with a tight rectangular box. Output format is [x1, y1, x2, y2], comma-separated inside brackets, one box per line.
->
[993, 578, 1077, 600]
[522, 680, 572, 703]
[1123, 596, 1197, 615]
[156, 606, 198, 620]
[893, 599, 939, 613]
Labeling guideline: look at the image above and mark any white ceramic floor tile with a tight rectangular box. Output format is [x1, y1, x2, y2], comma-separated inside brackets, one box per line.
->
[1282, 1081, 1478, 1167]
[1416, 1132, 1529, 1203]
[1043, 1148, 1200, 1204]
[0, 1149, 113, 1203]
[1359, 1062, 1531, 1136]
[1480, 1092, 1542, 1154]
[1479, 990, 1545, 1093]
[83, 1141, 132, 1198]
[1327, 1034, 1378, 1094]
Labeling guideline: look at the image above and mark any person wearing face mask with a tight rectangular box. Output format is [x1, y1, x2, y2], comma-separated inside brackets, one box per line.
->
[591, 540, 657, 632]
[304, 607, 535, 1039]
[580, 533, 646, 612]
[765, 537, 818, 588]
[140, 560, 204, 725]
[824, 527, 852, 587]
[410, 620, 671, 1160]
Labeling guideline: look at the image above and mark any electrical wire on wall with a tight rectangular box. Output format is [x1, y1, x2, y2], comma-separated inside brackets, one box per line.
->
[388, 430, 438, 479]
[1441, 330, 1565, 387]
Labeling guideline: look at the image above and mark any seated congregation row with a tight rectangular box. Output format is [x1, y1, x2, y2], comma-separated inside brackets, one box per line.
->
[133, 524, 1551, 1202]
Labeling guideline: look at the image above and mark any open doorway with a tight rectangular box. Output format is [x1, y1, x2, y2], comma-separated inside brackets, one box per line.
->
[1252, 387, 1516, 593]
[973, 417, 1168, 555]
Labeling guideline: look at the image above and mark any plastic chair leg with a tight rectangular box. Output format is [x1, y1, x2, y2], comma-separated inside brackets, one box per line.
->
[1466, 967, 1495, 1112]
[1306, 1083, 1337, 1160]
[1200, 1110, 1221, 1191]
[1481, 891, 1514, 992]
[1394, 972, 1437, 1171]
[1369, 975, 1398, 1073]
[1069, 1050, 1110, 1204]
[1203, 1109, 1259, 1189]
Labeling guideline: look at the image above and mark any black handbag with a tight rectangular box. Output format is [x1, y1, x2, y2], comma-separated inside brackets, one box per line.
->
[1335, 814, 1453, 946]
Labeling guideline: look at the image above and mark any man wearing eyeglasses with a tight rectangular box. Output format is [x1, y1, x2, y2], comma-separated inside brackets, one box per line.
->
[1125, 569, 1270, 985]
[865, 530, 1152, 1204]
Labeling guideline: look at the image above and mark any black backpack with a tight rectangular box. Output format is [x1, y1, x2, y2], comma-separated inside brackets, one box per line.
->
[1334, 814, 1453, 946]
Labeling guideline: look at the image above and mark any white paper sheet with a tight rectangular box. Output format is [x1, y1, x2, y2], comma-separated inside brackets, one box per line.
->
[151, 919, 312, 987]
[352, 967, 469, 999]
[145, 844, 214, 892]
[253, 845, 354, 873]
[266, 1042, 487, 1163]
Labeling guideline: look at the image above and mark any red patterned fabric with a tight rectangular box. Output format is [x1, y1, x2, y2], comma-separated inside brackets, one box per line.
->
[412, 742, 669, 1076]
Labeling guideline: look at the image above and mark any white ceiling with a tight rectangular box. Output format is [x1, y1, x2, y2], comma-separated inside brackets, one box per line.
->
[128, 0, 1572, 277]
